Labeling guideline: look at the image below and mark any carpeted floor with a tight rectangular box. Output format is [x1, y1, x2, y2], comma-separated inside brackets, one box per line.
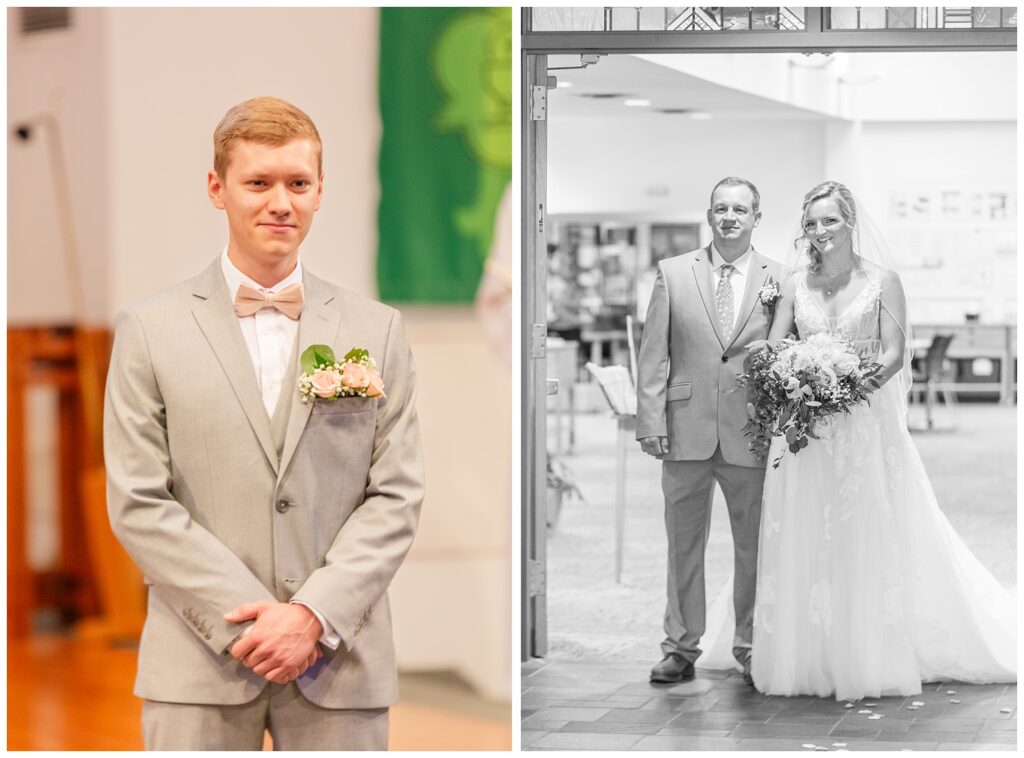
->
[544, 402, 1016, 662]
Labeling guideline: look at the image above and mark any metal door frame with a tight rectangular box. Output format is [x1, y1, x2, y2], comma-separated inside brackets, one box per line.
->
[522, 52, 549, 660]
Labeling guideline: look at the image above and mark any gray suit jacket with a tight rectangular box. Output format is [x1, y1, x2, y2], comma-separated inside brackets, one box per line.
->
[636, 246, 785, 467]
[104, 259, 424, 708]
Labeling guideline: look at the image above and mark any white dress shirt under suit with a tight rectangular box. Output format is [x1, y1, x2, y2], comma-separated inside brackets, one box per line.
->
[220, 250, 341, 650]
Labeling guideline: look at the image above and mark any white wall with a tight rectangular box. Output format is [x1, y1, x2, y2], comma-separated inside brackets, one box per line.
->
[859, 121, 1017, 323]
[848, 52, 1017, 122]
[548, 116, 827, 265]
[549, 85, 1016, 324]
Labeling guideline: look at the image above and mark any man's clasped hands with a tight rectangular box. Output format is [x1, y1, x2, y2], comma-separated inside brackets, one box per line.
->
[223, 601, 324, 684]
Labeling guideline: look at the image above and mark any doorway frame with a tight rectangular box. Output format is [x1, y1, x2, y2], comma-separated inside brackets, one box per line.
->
[520, 6, 1016, 661]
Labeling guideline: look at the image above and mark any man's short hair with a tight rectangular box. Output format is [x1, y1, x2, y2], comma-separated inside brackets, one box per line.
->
[709, 176, 760, 213]
[213, 96, 323, 180]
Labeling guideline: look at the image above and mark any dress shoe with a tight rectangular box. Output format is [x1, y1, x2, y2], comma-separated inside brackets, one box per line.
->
[650, 653, 695, 683]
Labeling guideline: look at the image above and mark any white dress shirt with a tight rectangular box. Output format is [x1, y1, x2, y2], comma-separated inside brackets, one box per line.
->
[220, 250, 341, 650]
[708, 244, 753, 333]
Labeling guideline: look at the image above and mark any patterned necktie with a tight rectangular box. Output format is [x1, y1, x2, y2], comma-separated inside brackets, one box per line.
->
[233, 281, 304, 320]
[717, 264, 735, 340]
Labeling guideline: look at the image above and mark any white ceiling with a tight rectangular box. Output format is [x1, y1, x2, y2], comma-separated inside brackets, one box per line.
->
[547, 53, 835, 121]
[546, 51, 1016, 123]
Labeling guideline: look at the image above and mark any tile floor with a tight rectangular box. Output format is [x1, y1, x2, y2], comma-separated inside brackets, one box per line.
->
[522, 659, 1016, 751]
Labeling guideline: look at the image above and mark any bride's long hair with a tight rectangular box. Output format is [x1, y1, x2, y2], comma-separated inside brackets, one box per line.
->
[796, 181, 858, 274]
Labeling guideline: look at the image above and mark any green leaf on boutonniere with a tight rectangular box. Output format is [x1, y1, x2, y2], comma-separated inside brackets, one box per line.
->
[301, 344, 337, 373]
[343, 347, 370, 363]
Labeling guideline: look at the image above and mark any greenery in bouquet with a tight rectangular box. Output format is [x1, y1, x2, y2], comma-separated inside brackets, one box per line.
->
[739, 333, 882, 468]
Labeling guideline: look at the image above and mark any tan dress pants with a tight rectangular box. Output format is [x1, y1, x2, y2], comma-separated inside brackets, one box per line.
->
[142, 683, 388, 751]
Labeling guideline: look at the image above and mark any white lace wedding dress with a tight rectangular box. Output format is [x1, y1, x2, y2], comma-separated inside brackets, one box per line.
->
[701, 270, 1016, 701]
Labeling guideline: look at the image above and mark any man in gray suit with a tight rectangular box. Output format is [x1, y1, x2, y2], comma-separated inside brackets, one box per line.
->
[104, 97, 424, 749]
[636, 177, 783, 685]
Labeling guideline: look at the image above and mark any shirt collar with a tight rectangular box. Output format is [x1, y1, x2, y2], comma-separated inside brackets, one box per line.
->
[220, 247, 303, 299]
[709, 243, 753, 276]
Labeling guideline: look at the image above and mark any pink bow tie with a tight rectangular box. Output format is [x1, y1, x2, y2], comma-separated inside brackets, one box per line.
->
[233, 281, 304, 320]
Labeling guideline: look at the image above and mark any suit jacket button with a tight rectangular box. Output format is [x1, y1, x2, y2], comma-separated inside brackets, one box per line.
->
[276, 499, 291, 513]
[721, 355, 728, 363]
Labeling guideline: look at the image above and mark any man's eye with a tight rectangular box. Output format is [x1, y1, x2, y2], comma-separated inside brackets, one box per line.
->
[293, 180, 309, 188]
[249, 180, 266, 187]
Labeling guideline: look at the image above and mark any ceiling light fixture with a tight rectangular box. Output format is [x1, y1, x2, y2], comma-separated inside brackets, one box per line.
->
[624, 99, 651, 107]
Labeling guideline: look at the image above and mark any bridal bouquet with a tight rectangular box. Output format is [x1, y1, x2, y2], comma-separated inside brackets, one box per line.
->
[740, 333, 882, 467]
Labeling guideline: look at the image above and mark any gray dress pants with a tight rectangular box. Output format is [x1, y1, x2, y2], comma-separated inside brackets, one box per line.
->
[661, 444, 766, 668]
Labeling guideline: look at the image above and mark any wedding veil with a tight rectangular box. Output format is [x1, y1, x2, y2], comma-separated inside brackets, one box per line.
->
[785, 183, 916, 409]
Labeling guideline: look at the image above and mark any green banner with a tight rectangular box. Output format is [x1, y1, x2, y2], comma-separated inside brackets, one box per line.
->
[377, 7, 512, 303]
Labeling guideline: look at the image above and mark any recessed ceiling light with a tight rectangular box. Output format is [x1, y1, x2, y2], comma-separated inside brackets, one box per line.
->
[557, 80, 574, 88]
[624, 99, 651, 107]
[689, 112, 712, 119]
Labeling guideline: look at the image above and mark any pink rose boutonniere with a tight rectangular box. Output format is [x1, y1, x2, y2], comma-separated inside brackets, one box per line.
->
[758, 280, 782, 309]
[297, 345, 386, 403]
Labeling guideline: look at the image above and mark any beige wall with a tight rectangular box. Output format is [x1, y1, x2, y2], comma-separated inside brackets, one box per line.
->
[8, 7, 110, 324]
[104, 7, 380, 312]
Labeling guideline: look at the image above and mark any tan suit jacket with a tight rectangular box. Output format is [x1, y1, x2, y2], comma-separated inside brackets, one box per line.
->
[104, 259, 424, 708]
[636, 246, 785, 467]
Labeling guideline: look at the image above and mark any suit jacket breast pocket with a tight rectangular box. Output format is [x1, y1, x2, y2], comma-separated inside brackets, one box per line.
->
[305, 398, 377, 490]
[310, 396, 378, 416]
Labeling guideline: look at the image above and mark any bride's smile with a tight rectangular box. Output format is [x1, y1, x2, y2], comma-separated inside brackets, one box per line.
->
[803, 197, 853, 256]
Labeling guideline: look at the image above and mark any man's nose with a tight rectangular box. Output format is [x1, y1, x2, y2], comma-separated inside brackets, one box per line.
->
[723, 209, 737, 221]
[267, 184, 291, 214]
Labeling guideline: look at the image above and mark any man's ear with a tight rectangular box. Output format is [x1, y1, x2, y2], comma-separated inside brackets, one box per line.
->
[753, 209, 763, 228]
[208, 170, 226, 210]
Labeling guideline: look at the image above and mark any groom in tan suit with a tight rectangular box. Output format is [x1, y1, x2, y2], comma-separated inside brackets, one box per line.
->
[104, 97, 424, 749]
[636, 177, 783, 685]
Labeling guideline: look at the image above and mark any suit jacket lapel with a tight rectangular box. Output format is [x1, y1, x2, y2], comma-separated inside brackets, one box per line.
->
[692, 246, 727, 349]
[728, 250, 770, 348]
[278, 271, 341, 481]
[191, 260, 279, 476]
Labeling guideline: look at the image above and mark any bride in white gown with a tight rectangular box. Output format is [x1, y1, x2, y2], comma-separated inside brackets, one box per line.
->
[701, 181, 1015, 702]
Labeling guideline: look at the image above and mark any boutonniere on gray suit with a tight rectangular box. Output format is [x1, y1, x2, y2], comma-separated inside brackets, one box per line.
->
[757, 279, 782, 310]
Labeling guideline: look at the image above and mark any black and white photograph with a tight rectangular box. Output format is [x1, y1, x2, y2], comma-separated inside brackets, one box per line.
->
[521, 7, 1017, 751]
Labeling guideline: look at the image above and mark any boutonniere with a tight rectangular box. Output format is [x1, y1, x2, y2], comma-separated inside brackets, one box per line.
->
[297, 344, 386, 403]
[758, 281, 781, 308]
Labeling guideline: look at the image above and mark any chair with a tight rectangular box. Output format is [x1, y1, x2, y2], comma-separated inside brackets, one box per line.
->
[910, 334, 956, 430]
